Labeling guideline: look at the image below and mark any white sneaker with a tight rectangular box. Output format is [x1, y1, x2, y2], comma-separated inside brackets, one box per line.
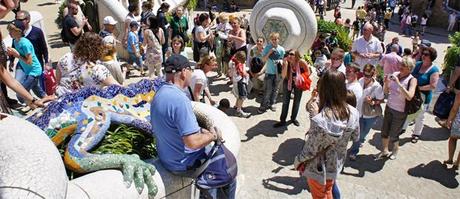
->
[236, 110, 251, 118]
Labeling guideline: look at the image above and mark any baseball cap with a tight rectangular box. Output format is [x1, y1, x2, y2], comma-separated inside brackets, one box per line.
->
[11, 19, 26, 33]
[103, 16, 118, 25]
[419, 39, 431, 48]
[102, 35, 116, 45]
[164, 55, 192, 73]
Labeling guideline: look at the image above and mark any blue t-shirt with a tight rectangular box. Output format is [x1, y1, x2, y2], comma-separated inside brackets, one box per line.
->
[127, 31, 139, 53]
[412, 61, 440, 104]
[150, 83, 203, 172]
[14, 38, 42, 77]
[262, 44, 285, 75]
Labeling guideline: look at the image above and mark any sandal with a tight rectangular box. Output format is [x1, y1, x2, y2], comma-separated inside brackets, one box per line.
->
[389, 153, 397, 160]
[443, 160, 454, 165]
[452, 165, 459, 170]
[374, 152, 390, 160]
[411, 135, 419, 143]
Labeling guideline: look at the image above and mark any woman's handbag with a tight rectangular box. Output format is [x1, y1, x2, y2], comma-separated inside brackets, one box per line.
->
[294, 64, 312, 91]
[433, 91, 456, 119]
[361, 86, 382, 117]
[362, 100, 383, 117]
[405, 77, 423, 115]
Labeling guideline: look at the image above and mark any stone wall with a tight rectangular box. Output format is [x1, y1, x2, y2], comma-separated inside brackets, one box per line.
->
[411, 0, 449, 28]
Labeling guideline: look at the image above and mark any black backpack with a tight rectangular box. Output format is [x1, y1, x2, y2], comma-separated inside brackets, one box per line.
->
[405, 77, 423, 114]
[250, 57, 264, 74]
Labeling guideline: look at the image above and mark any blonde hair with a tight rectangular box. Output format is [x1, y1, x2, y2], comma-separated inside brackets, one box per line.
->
[234, 51, 246, 63]
[219, 14, 229, 23]
[269, 32, 280, 40]
[401, 56, 415, 71]
[198, 54, 216, 68]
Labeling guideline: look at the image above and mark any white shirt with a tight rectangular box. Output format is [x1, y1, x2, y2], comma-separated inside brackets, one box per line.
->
[189, 69, 208, 99]
[337, 63, 346, 75]
[351, 36, 383, 70]
[194, 26, 206, 42]
[421, 17, 428, 25]
[359, 78, 384, 118]
[449, 14, 457, 23]
[347, 80, 363, 114]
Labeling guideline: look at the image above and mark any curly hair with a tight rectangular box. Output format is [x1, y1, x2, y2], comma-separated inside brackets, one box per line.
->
[74, 32, 104, 63]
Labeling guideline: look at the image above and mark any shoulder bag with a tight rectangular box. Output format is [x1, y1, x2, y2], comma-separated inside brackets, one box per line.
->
[405, 77, 423, 115]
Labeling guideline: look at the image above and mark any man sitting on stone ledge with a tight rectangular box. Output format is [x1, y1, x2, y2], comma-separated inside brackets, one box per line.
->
[150, 55, 236, 198]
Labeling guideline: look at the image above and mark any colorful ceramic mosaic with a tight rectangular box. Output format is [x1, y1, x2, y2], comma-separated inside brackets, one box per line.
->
[28, 78, 164, 196]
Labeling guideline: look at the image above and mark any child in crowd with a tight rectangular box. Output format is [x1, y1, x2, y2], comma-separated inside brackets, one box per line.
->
[215, 14, 232, 77]
[420, 14, 428, 35]
[352, 18, 360, 39]
[411, 31, 420, 52]
[403, 48, 412, 57]
[230, 51, 251, 118]
[218, 98, 230, 113]
[127, 21, 143, 77]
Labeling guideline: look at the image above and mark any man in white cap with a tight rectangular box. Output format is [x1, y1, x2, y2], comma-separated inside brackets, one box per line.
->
[99, 16, 124, 84]
[99, 16, 118, 38]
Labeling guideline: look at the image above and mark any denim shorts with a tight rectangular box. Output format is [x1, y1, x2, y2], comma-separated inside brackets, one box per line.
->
[128, 52, 142, 68]
[237, 80, 248, 99]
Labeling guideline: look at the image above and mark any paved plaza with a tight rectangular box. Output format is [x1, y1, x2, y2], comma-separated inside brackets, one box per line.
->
[1, 0, 459, 198]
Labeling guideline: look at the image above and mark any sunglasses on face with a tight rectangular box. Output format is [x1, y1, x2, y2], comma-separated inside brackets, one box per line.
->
[331, 57, 342, 61]
[288, 53, 295, 56]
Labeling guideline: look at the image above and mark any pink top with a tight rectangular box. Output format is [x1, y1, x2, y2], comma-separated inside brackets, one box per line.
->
[387, 72, 413, 112]
[380, 52, 402, 75]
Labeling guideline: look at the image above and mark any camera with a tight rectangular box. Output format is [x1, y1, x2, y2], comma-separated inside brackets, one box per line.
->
[389, 74, 396, 81]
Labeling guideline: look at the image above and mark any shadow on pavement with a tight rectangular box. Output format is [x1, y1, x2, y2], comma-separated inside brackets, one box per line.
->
[48, 32, 68, 49]
[242, 119, 287, 142]
[408, 160, 459, 189]
[262, 176, 309, 195]
[209, 81, 232, 95]
[369, 132, 414, 151]
[420, 125, 450, 141]
[272, 138, 305, 166]
[37, 2, 57, 7]
[342, 154, 388, 177]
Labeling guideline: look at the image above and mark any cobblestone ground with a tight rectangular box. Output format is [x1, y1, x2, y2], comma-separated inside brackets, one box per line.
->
[2, 0, 459, 198]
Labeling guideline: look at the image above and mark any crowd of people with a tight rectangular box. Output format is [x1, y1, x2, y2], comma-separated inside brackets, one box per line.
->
[1, 0, 460, 199]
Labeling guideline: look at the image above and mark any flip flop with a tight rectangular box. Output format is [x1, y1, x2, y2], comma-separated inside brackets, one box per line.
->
[389, 153, 397, 160]
[443, 160, 454, 165]
[411, 135, 419, 143]
[452, 165, 459, 170]
[374, 152, 390, 160]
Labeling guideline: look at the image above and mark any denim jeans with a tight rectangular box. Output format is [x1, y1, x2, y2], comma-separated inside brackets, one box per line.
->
[350, 117, 378, 156]
[261, 74, 280, 109]
[128, 52, 143, 69]
[15, 66, 26, 84]
[202, 179, 237, 199]
[280, 79, 303, 122]
[17, 74, 46, 103]
[332, 182, 340, 199]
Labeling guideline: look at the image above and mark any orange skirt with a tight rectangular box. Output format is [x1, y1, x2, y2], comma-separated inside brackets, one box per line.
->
[307, 178, 334, 199]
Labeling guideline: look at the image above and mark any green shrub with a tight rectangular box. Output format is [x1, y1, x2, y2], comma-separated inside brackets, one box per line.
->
[444, 32, 460, 80]
[184, 0, 199, 11]
[317, 19, 352, 52]
[55, 0, 100, 33]
[92, 124, 157, 160]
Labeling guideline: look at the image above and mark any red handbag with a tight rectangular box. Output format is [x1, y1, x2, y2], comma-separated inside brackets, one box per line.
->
[44, 69, 57, 96]
[295, 65, 311, 91]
